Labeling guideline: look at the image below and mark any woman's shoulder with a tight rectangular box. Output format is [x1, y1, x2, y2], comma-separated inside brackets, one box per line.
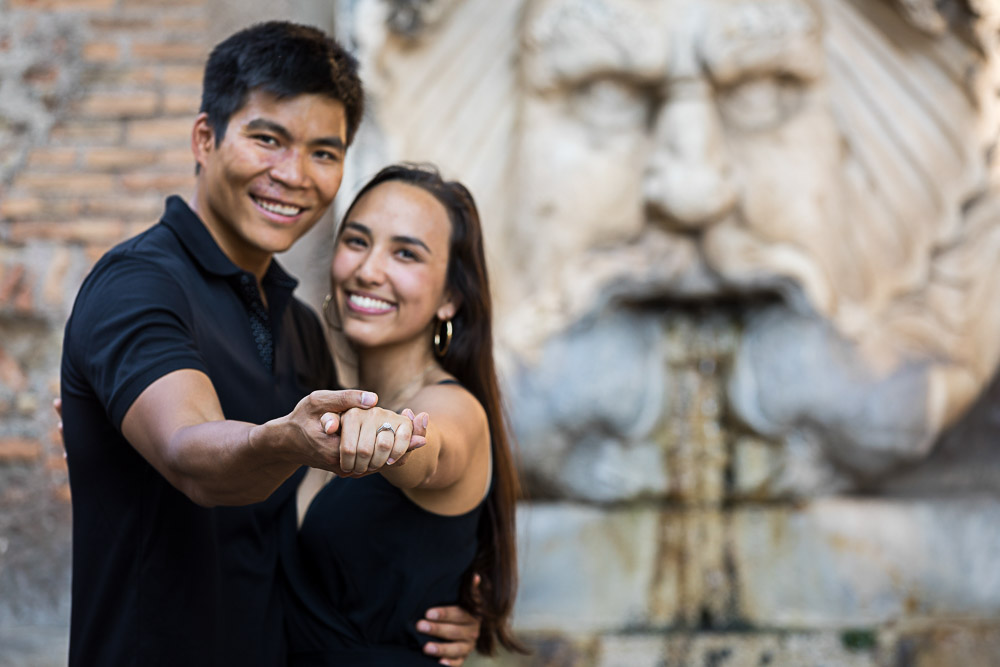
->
[410, 379, 487, 429]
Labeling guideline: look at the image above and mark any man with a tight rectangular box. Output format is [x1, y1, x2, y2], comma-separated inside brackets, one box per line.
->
[61, 21, 477, 666]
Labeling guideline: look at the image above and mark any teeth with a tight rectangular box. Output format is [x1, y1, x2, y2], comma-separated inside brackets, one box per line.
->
[350, 294, 394, 311]
[254, 197, 302, 217]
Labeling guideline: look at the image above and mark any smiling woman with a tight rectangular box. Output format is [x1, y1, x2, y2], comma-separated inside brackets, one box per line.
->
[283, 164, 526, 664]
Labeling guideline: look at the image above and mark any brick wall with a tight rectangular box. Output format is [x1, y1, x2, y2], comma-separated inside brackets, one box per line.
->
[0, 0, 211, 650]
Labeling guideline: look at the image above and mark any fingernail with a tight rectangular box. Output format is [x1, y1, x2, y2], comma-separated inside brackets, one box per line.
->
[416, 620, 431, 632]
[387, 458, 395, 465]
[425, 643, 438, 655]
[422, 414, 429, 429]
[426, 609, 439, 620]
[361, 391, 377, 406]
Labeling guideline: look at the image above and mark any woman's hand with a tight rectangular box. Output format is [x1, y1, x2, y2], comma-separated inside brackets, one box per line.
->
[324, 406, 429, 475]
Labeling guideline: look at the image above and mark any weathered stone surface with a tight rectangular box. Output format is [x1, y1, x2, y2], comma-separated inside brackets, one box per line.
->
[732, 499, 1000, 626]
[513, 503, 662, 633]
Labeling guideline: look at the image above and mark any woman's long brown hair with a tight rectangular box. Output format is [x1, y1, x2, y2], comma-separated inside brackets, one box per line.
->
[340, 164, 526, 655]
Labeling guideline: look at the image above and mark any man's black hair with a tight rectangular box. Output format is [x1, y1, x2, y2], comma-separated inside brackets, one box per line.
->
[200, 21, 364, 146]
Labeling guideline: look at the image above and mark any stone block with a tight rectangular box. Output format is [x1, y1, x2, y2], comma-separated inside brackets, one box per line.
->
[731, 499, 1000, 627]
[513, 503, 661, 633]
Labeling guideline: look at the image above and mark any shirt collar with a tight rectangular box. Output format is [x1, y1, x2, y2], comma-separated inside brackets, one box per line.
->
[160, 195, 298, 291]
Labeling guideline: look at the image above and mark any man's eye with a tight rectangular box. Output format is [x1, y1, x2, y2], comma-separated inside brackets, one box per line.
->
[315, 150, 341, 162]
[253, 134, 278, 146]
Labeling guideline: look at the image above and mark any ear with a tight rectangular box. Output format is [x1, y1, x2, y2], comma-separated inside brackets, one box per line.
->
[191, 112, 216, 172]
[436, 289, 461, 322]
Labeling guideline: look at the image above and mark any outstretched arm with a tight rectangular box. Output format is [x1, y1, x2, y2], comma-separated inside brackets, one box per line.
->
[118, 369, 422, 506]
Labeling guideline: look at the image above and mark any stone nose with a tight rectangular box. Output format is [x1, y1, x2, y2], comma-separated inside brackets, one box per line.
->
[643, 79, 739, 230]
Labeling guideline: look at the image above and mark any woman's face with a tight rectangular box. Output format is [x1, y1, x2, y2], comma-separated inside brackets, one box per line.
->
[331, 180, 457, 352]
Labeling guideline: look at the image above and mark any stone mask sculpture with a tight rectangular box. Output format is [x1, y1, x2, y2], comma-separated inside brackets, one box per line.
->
[342, 0, 1000, 496]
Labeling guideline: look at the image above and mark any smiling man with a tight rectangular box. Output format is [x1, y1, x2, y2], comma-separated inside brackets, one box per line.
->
[60, 22, 478, 667]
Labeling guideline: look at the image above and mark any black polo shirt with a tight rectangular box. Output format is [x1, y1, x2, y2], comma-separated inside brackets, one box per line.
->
[61, 195, 336, 667]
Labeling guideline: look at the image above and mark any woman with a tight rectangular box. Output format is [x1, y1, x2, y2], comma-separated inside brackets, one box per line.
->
[281, 164, 525, 665]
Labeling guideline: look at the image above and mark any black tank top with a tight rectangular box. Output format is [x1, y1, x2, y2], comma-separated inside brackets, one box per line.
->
[280, 404, 486, 665]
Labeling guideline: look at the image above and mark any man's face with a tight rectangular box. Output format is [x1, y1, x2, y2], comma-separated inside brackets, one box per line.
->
[192, 90, 348, 275]
[515, 0, 842, 313]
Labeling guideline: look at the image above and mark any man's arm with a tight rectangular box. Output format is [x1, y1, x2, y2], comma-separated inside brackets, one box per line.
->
[119, 369, 423, 507]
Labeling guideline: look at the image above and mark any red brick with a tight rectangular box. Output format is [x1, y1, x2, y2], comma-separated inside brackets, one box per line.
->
[123, 0, 204, 6]
[126, 219, 158, 236]
[83, 196, 162, 220]
[84, 147, 159, 170]
[84, 66, 157, 86]
[0, 438, 42, 462]
[22, 64, 59, 86]
[131, 41, 206, 62]
[26, 147, 77, 169]
[42, 247, 71, 306]
[162, 65, 203, 87]
[0, 347, 28, 391]
[54, 483, 72, 503]
[83, 41, 119, 62]
[89, 16, 153, 31]
[158, 16, 209, 31]
[78, 90, 159, 118]
[127, 117, 193, 146]
[1, 197, 45, 219]
[45, 454, 68, 472]
[0, 264, 27, 304]
[15, 172, 117, 194]
[161, 147, 195, 168]
[121, 172, 192, 192]
[10, 0, 114, 8]
[49, 121, 123, 144]
[8, 220, 127, 245]
[163, 91, 200, 115]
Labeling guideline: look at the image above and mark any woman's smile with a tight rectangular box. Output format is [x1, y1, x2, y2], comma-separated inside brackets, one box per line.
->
[345, 291, 396, 314]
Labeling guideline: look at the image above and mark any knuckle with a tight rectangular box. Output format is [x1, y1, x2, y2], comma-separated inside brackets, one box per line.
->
[357, 445, 373, 458]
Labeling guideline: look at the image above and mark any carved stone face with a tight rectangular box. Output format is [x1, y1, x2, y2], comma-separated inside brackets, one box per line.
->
[515, 0, 842, 313]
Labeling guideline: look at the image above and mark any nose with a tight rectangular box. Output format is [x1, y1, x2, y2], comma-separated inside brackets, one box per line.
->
[269, 149, 309, 189]
[355, 250, 387, 286]
[643, 79, 739, 229]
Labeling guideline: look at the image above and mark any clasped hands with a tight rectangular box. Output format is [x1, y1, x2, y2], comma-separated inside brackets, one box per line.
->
[296, 390, 429, 476]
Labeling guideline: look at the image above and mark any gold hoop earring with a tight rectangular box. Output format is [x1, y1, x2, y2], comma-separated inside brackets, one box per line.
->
[322, 294, 341, 331]
[433, 318, 453, 357]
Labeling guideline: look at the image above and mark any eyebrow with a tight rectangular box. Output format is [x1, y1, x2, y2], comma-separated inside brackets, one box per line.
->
[245, 118, 345, 151]
[343, 222, 432, 254]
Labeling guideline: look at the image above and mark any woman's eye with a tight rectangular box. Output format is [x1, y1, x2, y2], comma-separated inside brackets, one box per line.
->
[396, 248, 418, 261]
[343, 236, 367, 248]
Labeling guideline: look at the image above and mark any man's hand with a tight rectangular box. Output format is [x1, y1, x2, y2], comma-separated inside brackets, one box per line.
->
[417, 574, 482, 666]
[257, 388, 380, 473]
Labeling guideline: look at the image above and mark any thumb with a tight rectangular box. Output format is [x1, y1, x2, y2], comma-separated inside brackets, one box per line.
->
[320, 412, 340, 435]
[409, 411, 430, 439]
[311, 389, 378, 413]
